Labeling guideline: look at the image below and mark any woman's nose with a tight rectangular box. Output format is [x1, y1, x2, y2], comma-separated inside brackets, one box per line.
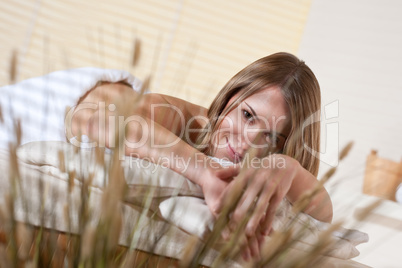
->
[236, 130, 260, 154]
[245, 130, 268, 150]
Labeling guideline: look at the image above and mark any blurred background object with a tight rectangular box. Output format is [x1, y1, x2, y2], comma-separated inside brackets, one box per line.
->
[363, 150, 402, 202]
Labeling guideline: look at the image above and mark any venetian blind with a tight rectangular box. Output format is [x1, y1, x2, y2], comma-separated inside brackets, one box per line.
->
[0, 0, 311, 107]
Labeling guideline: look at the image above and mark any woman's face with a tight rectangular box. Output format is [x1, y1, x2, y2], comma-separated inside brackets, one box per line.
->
[211, 86, 290, 163]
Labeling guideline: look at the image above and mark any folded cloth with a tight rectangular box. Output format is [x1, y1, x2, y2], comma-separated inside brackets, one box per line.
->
[0, 68, 142, 150]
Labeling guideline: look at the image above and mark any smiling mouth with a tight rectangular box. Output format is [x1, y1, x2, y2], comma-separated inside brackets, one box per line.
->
[226, 138, 242, 163]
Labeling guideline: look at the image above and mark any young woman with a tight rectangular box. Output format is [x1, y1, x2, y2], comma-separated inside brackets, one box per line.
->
[69, 52, 333, 260]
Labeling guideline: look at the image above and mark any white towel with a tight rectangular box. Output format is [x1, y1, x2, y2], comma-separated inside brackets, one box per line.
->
[0, 68, 142, 149]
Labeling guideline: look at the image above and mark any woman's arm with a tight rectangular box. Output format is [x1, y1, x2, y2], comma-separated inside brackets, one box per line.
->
[218, 154, 333, 239]
[77, 83, 210, 180]
[286, 162, 333, 222]
[71, 82, 239, 213]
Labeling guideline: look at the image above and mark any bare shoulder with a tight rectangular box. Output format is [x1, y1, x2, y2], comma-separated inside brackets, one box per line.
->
[71, 82, 135, 137]
[149, 93, 208, 121]
[77, 81, 137, 105]
[138, 93, 209, 142]
[72, 81, 209, 143]
[81, 82, 208, 120]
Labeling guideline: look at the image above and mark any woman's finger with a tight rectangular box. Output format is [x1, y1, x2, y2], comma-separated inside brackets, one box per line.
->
[231, 178, 263, 231]
[237, 233, 251, 262]
[260, 192, 283, 235]
[244, 169, 278, 236]
[215, 163, 240, 180]
[256, 226, 266, 247]
[248, 234, 261, 261]
[245, 196, 271, 237]
[214, 174, 247, 215]
[213, 181, 233, 215]
[242, 247, 251, 262]
[258, 168, 294, 235]
[222, 226, 231, 240]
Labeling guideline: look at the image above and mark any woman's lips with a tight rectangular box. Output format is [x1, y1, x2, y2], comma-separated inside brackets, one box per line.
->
[226, 138, 241, 163]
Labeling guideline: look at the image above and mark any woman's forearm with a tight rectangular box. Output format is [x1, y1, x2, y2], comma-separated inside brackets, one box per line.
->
[87, 110, 210, 187]
[128, 116, 210, 186]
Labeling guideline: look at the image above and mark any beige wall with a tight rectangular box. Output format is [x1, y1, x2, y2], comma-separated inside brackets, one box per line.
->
[299, 0, 402, 191]
[1, 0, 311, 107]
[299, 1, 402, 266]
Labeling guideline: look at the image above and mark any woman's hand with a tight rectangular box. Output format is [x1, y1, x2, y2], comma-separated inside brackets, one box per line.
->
[198, 161, 265, 262]
[220, 154, 298, 236]
[215, 153, 332, 261]
[199, 160, 240, 217]
[210, 154, 298, 261]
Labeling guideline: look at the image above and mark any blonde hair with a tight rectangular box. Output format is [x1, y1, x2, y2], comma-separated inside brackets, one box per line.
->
[197, 52, 321, 176]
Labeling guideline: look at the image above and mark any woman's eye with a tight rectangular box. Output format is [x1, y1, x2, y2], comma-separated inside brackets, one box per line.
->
[242, 109, 254, 121]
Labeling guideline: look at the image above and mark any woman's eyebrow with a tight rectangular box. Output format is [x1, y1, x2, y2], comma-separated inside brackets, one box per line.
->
[244, 102, 257, 117]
